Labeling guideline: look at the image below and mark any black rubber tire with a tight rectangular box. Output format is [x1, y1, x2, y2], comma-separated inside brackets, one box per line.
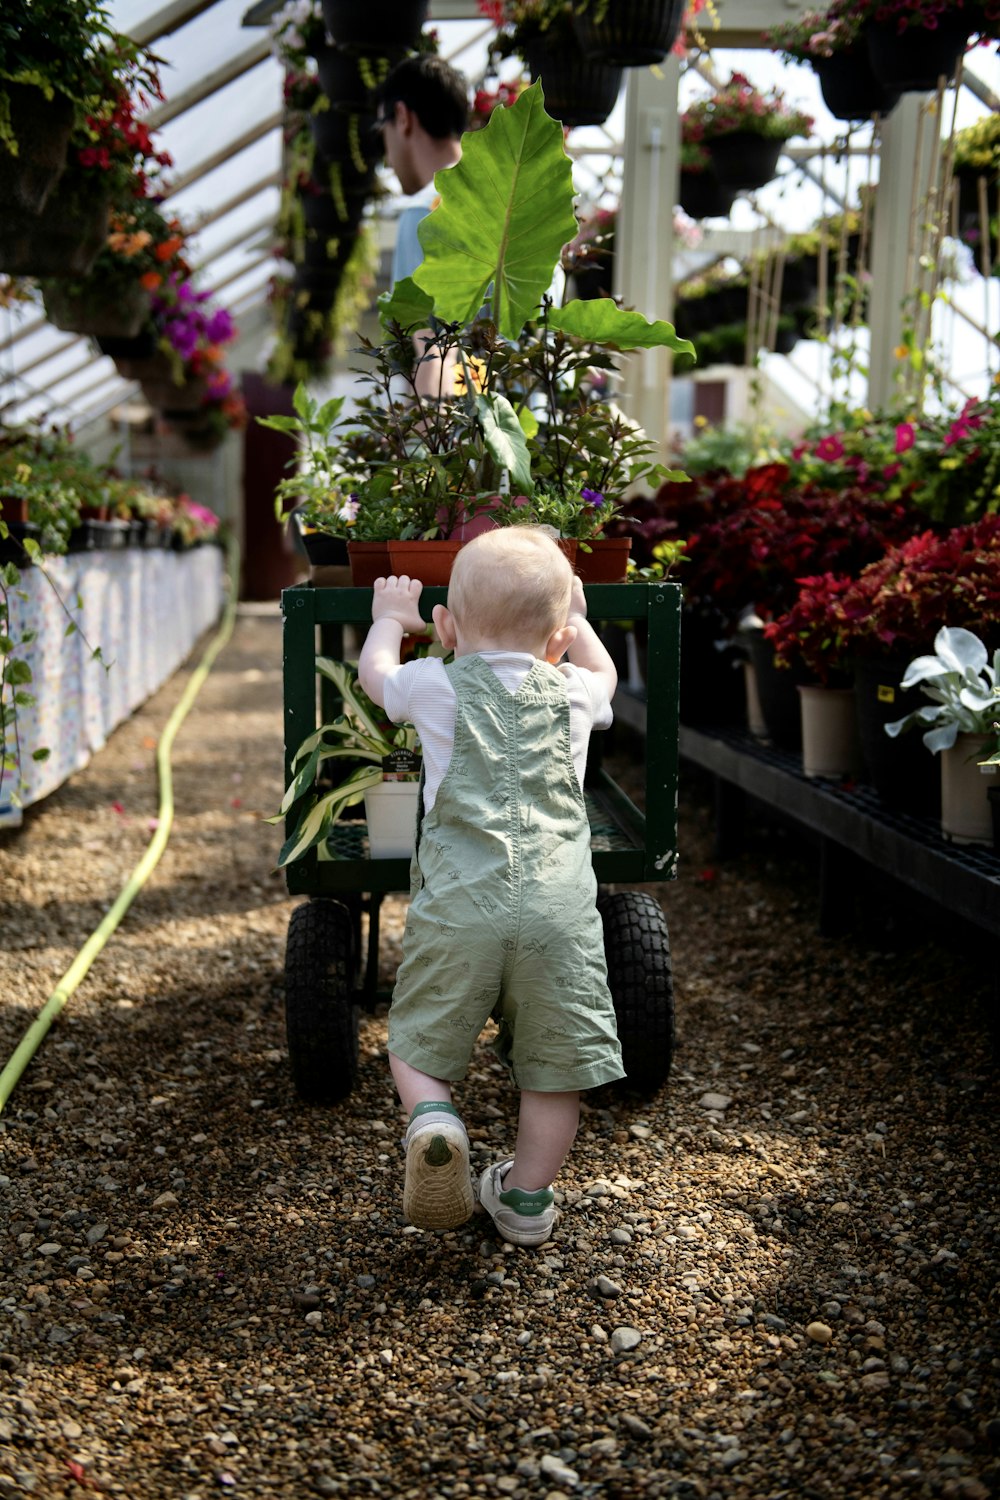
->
[284, 899, 359, 1105]
[599, 890, 675, 1095]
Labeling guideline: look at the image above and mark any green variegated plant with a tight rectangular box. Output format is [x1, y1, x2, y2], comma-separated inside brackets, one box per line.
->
[269, 657, 420, 867]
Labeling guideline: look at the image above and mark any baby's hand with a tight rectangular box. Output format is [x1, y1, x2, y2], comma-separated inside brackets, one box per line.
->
[371, 574, 426, 634]
[568, 574, 588, 623]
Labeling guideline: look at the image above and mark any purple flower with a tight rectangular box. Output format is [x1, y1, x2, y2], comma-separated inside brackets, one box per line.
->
[205, 308, 235, 344]
[581, 487, 605, 506]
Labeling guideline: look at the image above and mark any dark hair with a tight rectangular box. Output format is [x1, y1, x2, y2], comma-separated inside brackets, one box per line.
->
[375, 54, 469, 140]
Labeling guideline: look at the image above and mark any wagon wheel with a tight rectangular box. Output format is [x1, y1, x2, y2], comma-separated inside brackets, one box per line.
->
[599, 890, 674, 1096]
[284, 899, 359, 1105]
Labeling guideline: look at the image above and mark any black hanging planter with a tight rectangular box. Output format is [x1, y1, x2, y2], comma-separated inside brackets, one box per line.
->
[865, 16, 970, 91]
[522, 37, 623, 129]
[46, 278, 151, 340]
[309, 108, 380, 168]
[677, 168, 735, 220]
[572, 0, 686, 67]
[0, 83, 73, 214]
[315, 44, 395, 112]
[812, 48, 900, 120]
[321, 0, 428, 54]
[0, 177, 110, 279]
[705, 131, 784, 193]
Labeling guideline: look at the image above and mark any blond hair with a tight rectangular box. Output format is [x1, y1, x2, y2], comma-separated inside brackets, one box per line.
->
[447, 526, 573, 644]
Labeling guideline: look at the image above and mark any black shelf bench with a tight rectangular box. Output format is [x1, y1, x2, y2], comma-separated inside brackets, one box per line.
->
[676, 724, 1000, 946]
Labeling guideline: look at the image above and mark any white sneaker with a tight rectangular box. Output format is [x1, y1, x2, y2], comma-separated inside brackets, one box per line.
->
[478, 1159, 556, 1247]
[402, 1108, 474, 1231]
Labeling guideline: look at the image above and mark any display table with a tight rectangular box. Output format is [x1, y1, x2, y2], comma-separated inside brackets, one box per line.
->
[0, 545, 225, 827]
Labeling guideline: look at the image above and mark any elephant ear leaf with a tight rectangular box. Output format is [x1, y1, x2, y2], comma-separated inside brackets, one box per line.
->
[548, 297, 697, 358]
[378, 276, 435, 332]
[413, 80, 578, 341]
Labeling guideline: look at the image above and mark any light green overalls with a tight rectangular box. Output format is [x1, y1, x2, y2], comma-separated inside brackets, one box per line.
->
[388, 654, 625, 1092]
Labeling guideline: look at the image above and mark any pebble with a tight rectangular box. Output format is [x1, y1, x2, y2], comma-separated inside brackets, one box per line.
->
[698, 1092, 732, 1112]
[0, 613, 993, 1500]
[806, 1322, 834, 1344]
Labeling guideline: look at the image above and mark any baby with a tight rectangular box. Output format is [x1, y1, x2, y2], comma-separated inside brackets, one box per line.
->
[358, 526, 624, 1246]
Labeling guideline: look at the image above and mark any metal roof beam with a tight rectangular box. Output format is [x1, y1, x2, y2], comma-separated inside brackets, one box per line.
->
[129, 0, 221, 46]
[164, 110, 282, 197]
[145, 38, 272, 127]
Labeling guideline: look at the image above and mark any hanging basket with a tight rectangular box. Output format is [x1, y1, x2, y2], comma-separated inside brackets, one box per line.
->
[676, 169, 735, 220]
[571, 0, 686, 66]
[309, 107, 380, 167]
[865, 17, 970, 92]
[301, 187, 367, 238]
[315, 44, 393, 111]
[321, 0, 428, 54]
[0, 83, 73, 214]
[705, 132, 784, 193]
[522, 38, 623, 129]
[44, 278, 151, 339]
[812, 48, 900, 121]
[0, 178, 110, 279]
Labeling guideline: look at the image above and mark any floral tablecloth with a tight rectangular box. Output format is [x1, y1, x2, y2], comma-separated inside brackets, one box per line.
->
[1, 545, 225, 827]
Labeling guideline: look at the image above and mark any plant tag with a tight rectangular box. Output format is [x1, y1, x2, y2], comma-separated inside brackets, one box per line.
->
[877, 685, 895, 704]
[382, 748, 421, 782]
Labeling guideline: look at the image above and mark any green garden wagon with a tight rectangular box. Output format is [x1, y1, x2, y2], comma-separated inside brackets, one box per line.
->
[280, 579, 681, 1104]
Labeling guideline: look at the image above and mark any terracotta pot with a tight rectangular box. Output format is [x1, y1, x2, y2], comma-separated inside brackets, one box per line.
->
[940, 733, 995, 844]
[522, 37, 623, 129]
[388, 539, 463, 585]
[0, 84, 73, 214]
[572, 0, 685, 66]
[1, 494, 30, 525]
[865, 15, 970, 91]
[798, 684, 863, 780]
[575, 536, 631, 583]
[321, 0, 428, 53]
[706, 132, 784, 193]
[347, 540, 392, 586]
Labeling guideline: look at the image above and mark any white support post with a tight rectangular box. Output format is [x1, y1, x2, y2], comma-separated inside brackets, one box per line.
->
[615, 58, 681, 456]
[867, 95, 936, 410]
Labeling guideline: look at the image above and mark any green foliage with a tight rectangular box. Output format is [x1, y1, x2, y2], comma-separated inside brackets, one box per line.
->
[270, 658, 420, 867]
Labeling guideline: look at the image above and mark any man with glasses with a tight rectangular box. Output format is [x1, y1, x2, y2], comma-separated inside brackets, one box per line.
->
[374, 55, 469, 289]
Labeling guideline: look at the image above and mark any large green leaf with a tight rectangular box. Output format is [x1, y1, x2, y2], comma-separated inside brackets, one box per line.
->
[548, 298, 697, 358]
[413, 80, 578, 341]
[378, 276, 435, 332]
[477, 393, 533, 494]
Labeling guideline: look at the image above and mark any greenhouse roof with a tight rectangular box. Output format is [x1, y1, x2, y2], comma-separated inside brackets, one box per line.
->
[1, 1, 997, 434]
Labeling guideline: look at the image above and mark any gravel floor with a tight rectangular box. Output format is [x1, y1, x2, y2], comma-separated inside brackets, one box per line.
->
[0, 608, 997, 1500]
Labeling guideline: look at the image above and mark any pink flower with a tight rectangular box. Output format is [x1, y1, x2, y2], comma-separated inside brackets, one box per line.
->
[815, 434, 845, 461]
[894, 421, 915, 454]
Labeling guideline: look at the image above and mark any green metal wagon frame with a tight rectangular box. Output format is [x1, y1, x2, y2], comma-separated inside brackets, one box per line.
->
[280, 579, 682, 1103]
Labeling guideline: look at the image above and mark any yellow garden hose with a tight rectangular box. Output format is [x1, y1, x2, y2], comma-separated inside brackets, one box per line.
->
[0, 537, 240, 1114]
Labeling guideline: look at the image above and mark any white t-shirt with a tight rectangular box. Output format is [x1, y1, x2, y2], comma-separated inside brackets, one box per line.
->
[382, 652, 614, 812]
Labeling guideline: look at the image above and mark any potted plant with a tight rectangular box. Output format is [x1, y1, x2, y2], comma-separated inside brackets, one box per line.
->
[763, 5, 899, 120]
[681, 73, 814, 194]
[847, 0, 975, 92]
[571, 0, 687, 67]
[952, 113, 999, 276]
[676, 138, 735, 220]
[885, 626, 1000, 842]
[267, 85, 691, 585]
[479, 1, 624, 129]
[272, 656, 422, 866]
